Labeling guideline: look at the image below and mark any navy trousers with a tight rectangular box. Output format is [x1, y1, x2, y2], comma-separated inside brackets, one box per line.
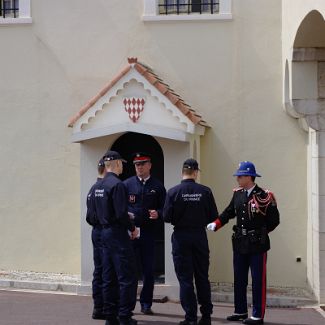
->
[132, 229, 155, 309]
[101, 226, 137, 319]
[172, 229, 213, 322]
[233, 251, 267, 319]
[92, 226, 103, 310]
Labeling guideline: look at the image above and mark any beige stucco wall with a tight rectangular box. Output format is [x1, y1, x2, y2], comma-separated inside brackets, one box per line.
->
[0, 0, 310, 287]
[0, 20, 81, 272]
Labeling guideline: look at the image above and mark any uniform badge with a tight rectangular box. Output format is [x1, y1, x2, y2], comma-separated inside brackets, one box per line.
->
[129, 195, 136, 203]
[251, 202, 257, 213]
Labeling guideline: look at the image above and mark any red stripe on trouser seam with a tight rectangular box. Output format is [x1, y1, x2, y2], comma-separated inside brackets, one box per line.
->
[261, 252, 267, 319]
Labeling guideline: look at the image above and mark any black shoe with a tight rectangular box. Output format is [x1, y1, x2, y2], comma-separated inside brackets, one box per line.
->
[141, 308, 154, 315]
[119, 317, 137, 325]
[92, 308, 106, 320]
[242, 318, 264, 324]
[198, 316, 211, 325]
[105, 317, 120, 325]
[227, 313, 248, 321]
[179, 320, 197, 325]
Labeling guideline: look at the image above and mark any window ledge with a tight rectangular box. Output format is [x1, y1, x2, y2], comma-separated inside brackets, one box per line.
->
[0, 17, 32, 25]
[143, 13, 232, 22]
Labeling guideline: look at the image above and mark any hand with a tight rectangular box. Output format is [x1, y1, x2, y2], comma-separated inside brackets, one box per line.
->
[207, 223, 217, 231]
[130, 227, 140, 240]
[128, 212, 135, 220]
[149, 210, 158, 219]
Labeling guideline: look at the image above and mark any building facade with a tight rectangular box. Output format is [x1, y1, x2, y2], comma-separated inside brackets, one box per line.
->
[0, 0, 324, 302]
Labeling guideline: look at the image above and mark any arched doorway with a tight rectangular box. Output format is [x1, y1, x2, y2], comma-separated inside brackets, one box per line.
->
[284, 9, 325, 303]
[111, 132, 165, 280]
[111, 132, 164, 183]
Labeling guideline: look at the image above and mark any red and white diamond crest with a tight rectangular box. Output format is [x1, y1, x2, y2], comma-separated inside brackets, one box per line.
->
[123, 97, 145, 123]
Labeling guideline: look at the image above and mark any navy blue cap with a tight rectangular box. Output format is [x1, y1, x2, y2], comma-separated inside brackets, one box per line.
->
[183, 158, 200, 171]
[103, 150, 127, 163]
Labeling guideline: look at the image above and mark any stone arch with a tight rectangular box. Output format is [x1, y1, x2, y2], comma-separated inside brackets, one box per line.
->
[285, 8, 325, 304]
[294, 10, 325, 48]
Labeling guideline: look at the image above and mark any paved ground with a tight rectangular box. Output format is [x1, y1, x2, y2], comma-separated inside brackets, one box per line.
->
[0, 289, 324, 325]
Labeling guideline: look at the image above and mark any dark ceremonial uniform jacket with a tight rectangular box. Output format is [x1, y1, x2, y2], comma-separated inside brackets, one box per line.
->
[124, 176, 166, 231]
[217, 185, 280, 254]
[163, 179, 218, 229]
[93, 172, 135, 231]
[86, 177, 102, 227]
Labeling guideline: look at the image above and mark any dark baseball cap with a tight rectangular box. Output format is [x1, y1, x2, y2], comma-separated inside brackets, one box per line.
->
[183, 158, 200, 171]
[98, 158, 105, 167]
[103, 150, 127, 163]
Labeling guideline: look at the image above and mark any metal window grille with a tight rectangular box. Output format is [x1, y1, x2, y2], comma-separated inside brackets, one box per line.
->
[158, 0, 219, 15]
[0, 0, 19, 18]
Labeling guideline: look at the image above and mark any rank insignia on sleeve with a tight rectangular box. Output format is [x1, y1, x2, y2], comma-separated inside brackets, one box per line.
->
[129, 195, 136, 203]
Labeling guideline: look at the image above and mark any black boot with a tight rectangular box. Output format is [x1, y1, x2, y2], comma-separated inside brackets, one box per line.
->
[92, 308, 106, 320]
[141, 307, 154, 315]
[198, 316, 211, 325]
[179, 320, 197, 325]
[105, 317, 120, 325]
[226, 313, 248, 321]
[119, 317, 137, 325]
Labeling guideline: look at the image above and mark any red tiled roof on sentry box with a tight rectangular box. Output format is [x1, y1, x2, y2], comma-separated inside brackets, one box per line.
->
[68, 58, 208, 128]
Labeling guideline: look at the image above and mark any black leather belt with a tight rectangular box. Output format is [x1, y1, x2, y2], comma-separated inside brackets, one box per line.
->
[236, 228, 261, 236]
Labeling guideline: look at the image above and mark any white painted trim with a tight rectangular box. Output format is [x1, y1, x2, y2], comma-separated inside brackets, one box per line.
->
[0, 17, 32, 25]
[143, 0, 232, 22]
[219, 0, 232, 15]
[143, 13, 232, 22]
[0, 0, 32, 25]
[19, 0, 31, 18]
[144, 0, 158, 16]
[71, 123, 191, 143]
[72, 67, 203, 135]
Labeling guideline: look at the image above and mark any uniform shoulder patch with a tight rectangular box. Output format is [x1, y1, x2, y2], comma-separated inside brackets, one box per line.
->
[233, 187, 243, 192]
[258, 188, 277, 204]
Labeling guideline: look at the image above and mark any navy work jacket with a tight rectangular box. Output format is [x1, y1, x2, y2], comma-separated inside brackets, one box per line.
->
[93, 172, 135, 231]
[163, 179, 218, 229]
[86, 177, 102, 226]
[124, 176, 166, 231]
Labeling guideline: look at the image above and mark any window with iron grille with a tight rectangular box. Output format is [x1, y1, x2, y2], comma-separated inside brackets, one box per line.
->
[158, 0, 219, 15]
[0, 0, 19, 18]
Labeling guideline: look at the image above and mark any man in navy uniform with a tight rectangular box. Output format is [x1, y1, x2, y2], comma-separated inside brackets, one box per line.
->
[124, 152, 166, 315]
[163, 159, 218, 325]
[93, 150, 139, 325]
[207, 161, 280, 325]
[85, 158, 106, 320]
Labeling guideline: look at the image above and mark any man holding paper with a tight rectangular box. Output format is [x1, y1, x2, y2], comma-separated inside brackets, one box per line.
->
[124, 152, 166, 315]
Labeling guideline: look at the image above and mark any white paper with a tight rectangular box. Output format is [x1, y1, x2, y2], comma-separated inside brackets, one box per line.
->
[128, 212, 135, 220]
